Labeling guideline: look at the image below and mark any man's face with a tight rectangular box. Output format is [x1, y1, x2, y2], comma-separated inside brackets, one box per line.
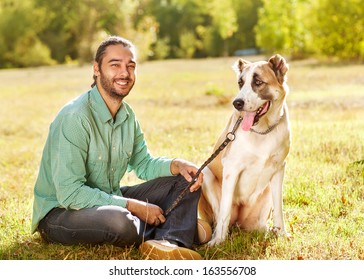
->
[94, 44, 136, 100]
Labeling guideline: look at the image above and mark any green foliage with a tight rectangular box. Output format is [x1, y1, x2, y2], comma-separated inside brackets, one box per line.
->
[256, 0, 364, 60]
[209, 1, 237, 40]
[34, 0, 139, 64]
[310, 0, 364, 60]
[255, 0, 313, 58]
[132, 15, 160, 62]
[151, 37, 171, 60]
[208, 0, 239, 56]
[231, 0, 263, 50]
[177, 32, 198, 58]
[0, 0, 55, 67]
[1, 0, 364, 68]
[137, 0, 211, 58]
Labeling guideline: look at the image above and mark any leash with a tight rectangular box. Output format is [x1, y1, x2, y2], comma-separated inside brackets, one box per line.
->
[165, 116, 243, 216]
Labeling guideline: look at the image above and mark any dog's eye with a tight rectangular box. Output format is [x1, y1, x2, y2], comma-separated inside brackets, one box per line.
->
[255, 79, 264, 86]
[238, 79, 244, 89]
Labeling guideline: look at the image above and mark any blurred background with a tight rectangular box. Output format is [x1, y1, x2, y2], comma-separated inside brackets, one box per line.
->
[0, 0, 363, 69]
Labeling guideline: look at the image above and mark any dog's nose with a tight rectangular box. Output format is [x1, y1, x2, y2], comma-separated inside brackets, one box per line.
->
[233, 99, 244, 111]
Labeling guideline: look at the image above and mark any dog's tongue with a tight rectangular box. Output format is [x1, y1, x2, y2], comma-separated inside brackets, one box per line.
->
[242, 111, 257, 131]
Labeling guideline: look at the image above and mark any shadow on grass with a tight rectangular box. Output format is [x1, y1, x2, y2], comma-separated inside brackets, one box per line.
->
[0, 233, 142, 260]
[199, 229, 283, 260]
[1, 229, 285, 260]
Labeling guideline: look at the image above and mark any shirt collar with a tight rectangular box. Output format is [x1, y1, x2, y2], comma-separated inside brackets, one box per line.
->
[90, 86, 129, 125]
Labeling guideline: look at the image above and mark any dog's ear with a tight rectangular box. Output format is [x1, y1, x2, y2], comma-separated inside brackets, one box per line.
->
[232, 58, 250, 76]
[268, 54, 289, 84]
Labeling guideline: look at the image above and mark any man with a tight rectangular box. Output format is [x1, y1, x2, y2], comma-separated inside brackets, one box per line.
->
[31, 36, 208, 260]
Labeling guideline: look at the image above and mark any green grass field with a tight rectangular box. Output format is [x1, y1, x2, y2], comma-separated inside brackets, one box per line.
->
[0, 57, 363, 260]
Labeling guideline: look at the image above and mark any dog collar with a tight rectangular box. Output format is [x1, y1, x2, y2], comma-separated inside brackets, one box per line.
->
[249, 112, 285, 135]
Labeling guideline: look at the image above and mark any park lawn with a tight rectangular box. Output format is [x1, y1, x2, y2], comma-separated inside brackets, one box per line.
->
[0, 57, 363, 260]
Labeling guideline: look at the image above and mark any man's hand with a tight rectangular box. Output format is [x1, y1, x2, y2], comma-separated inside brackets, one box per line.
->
[126, 199, 166, 226]
[170, 158, 203, 192]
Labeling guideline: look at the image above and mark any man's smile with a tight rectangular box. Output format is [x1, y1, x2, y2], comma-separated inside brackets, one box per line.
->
[115, 79, 128, 86]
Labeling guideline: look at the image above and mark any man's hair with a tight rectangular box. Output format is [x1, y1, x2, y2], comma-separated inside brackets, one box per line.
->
[91, 36, 136, 88]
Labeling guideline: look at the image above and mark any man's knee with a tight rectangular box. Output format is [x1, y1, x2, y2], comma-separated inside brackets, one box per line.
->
[101, 206, 143, 246]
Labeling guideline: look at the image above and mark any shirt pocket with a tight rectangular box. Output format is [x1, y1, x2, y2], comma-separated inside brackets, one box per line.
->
[86, 152, 109, 189]
[114, 148, 132, 180]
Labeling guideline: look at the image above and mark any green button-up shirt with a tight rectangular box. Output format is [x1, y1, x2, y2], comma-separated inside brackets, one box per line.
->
[31, 87, 172, 233]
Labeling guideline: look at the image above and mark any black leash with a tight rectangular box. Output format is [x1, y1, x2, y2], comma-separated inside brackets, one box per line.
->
[165, 116, 243, 216]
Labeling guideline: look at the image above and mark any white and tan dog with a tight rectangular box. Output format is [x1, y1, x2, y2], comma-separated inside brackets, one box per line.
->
[198, 54, 291, 246]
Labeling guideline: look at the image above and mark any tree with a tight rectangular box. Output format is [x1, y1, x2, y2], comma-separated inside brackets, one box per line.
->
[35, 0, 139, 64]
[231, 0, 263, 51]
[136, 0, 243, 58]
[0, 0, 54, 68]
[255, 0, 312, 58]
[208, 0, 238, 56]
[135, 0, 209, 58]
[310, 0, 364, 60]
[255, 0, 364, 60]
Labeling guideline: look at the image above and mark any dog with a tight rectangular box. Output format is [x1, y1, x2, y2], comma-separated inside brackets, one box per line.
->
[198, 54, 291, 246]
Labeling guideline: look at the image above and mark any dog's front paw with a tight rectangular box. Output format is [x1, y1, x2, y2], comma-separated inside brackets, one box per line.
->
[207, 237, 223, 247]
[207, 231, 224, 246]
[270, 226, 283, 235]
[270, 227, 292, 239]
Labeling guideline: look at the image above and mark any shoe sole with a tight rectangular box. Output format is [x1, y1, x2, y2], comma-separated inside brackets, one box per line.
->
[139, 240, 202, 260]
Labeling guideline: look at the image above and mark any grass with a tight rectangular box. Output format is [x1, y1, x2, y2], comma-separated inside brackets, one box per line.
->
[0, 57, 363, 260]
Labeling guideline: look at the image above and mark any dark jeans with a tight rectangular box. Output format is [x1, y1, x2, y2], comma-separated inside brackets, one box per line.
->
[38, 175, 201, 248]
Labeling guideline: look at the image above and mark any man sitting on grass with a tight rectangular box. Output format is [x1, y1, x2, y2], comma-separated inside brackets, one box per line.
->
[31, 35, 210, 260]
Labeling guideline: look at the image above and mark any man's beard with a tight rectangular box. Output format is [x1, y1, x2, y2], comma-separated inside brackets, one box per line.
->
[99, 72, 131, 101]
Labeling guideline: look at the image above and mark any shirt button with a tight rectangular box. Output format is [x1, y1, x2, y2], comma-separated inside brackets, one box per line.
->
[98, 156, 102, 160]
[113, 146, 116, 150]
